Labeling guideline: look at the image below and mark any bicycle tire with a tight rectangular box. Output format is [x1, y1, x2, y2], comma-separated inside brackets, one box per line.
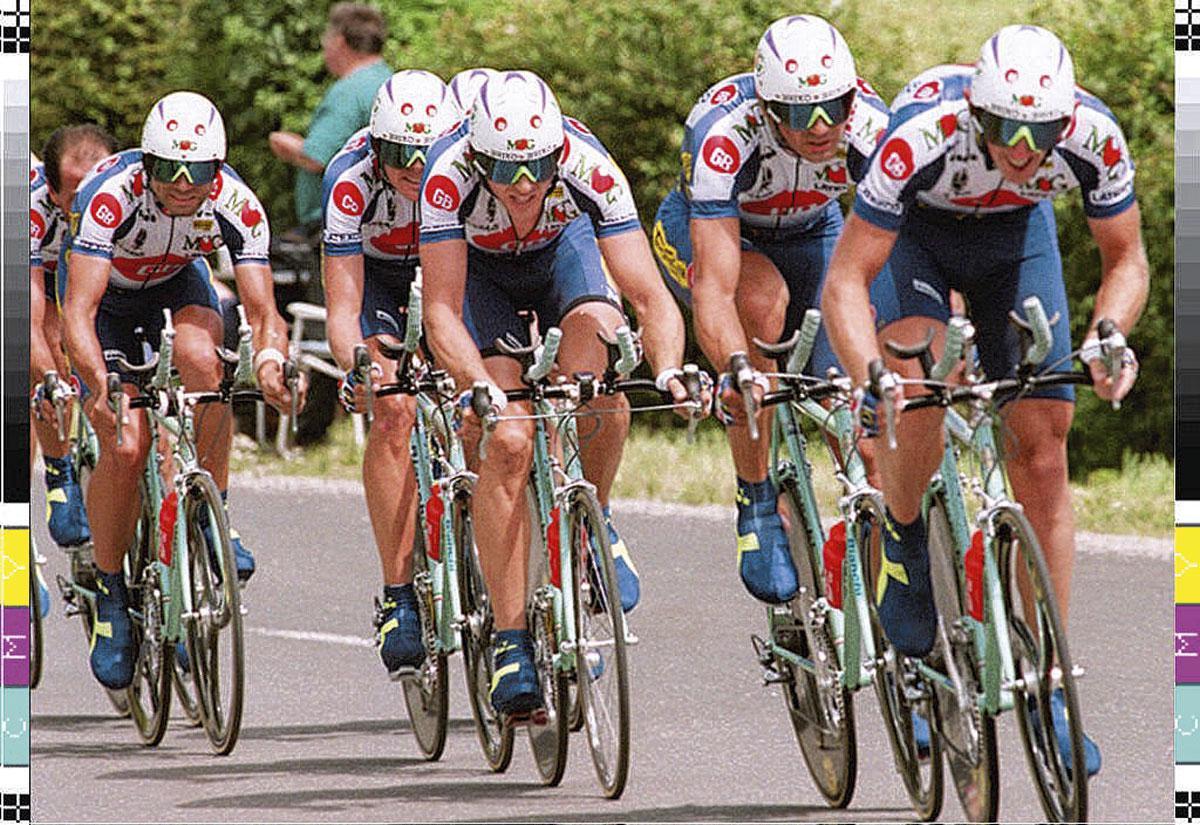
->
[455, 491, 515, 772]
[526, 492, 570, 788]
[182, 472, 244, 755]
[171, 656, 203, 727]
[124, 496, 172, 746]
[860, 496, 944, 822]
[569, 489, 631, 798]
[994, 505, 1087, 823]
[926, 498, 996, 822]
[400, 527, 449, 761]
[30, 549, 43, 690]
[776, 482, 857, 808]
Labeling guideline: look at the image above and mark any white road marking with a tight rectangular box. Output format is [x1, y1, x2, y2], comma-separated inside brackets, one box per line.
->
[245, 625, 374, 648]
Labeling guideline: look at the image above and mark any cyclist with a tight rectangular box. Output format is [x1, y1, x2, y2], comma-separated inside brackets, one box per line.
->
[420, 70, 703, 717]
[651, 14, 889, 604]
[322, 70, 458, 678]
[62, 91, 301, 690]
[821, 25, 1147, 777]
[31, 125, 118, 550]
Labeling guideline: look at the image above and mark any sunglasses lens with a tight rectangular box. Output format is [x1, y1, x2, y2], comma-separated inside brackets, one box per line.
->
[474, 149, 561, 184]
[766, 90, 854, 130]
[378, 140, 426, 169]
[146, 156, 219, 185]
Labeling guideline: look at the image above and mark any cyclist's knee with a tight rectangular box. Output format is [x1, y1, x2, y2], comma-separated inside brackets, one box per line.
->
[370, 395, 416, 438]
[737, 255, 788, 337]
[101, 424, 151, 469]
[175, 339, 223, 390]
[485, 420, 535, 475]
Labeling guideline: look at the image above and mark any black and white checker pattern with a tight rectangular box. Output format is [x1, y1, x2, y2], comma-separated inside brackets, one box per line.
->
[0, 0, 26, 54]
[0, 794, 27, 823]
[1181, 1, 1200, 51]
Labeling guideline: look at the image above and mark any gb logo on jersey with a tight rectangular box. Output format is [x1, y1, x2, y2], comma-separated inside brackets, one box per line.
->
[880, 138, 914, 181]
[90, 193, 123, 229]
[333, 181, 365, 216]
[425, 175, 461, 212]
[702, 136, 740, 175]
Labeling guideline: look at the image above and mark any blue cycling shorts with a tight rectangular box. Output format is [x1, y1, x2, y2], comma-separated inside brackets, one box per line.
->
[464, 216, 623, 355]
[360, 257, 419, 339]
[651, 188, 841, 376]
[869, 200, 1073, 402]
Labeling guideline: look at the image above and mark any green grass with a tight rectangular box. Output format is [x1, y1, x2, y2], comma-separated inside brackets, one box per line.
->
[233, 416, 1170, 537]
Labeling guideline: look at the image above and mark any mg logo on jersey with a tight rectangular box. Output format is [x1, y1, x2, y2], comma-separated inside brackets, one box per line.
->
[425, 175, 461, 212]
[333, 182, 364, 216]
[702, 136, 740, 175]
[90, 193, 123, 229]
[880, 138, 914, 181]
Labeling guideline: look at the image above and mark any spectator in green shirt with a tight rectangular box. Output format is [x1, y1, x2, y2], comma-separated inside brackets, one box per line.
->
[269, 3, 392, 229]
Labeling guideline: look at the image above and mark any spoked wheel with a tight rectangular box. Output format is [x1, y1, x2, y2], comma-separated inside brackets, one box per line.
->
[171, 655, 203, 727]
[995, 505, 1087, 823]
[455, 493, 514, 772]
[927, 500, 998, 822]
[30, 544, 44, 690]
[526, 515, 570, 788]
[569, 490, 631, 799]
[124, 501, 172, 746]
[860, 498, 944, 822]
[182, 472, 244, 755]
[400, 532, 449, 761]
[775, 483, 856, 808]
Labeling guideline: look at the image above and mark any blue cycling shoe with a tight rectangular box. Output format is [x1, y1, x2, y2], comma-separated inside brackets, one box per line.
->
[876, 508, 937, 658]
[44, 454, 91, 548]
[374, 584, 425, 677]
[912, 710, 931, 759]
[489, 629, 543, 717]
[89, 570, 135, 690]
[1028, 688, 1101, 779]
[735, 478, 798, 604]
[593, 507, 640, 613]
[176, 641, 190, 674]
[199, 492, 256, 584]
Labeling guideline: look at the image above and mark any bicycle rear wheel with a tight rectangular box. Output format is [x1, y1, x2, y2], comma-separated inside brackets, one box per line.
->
[401, 529, 449, 761]
[124, 497, 172, 747]
[455, 491, 515, 772]
[526, 491, 569, 787]
[182, 472, 244, 755]
[776, 482, 856, 808]
[994, 505, 1087, 823]
[926, 498, 997, 822]
[569, 489, 630, 798]
[172, 656, 203, 727]
[860, 496, 944, 821]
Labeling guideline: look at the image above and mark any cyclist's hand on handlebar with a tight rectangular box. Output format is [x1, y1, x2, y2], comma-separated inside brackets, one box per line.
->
[337, 361, 383, 414]
[454, 380, 507, 441]
[256, 359, 298, 413]
[714, 369, 768, 426]
[656, 366, 714, 421]
[84, 382, 127, 443]
[1082, 333, 1138, 403]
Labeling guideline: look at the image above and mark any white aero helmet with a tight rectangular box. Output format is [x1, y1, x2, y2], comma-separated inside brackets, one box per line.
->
[369, 70, 456, 146]
[468, 70, 564, 163]
[141, 91, 226, 162]
[754, 15, 856, 105]
[449, 67, 501, 117]
[971, 25, 1076, 122]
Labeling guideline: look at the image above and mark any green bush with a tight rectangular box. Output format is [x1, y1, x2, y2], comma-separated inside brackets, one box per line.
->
[32, 0, 1172, 475]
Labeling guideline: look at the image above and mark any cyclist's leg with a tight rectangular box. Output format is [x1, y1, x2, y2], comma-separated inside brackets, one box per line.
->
[358, 260, 424, 671]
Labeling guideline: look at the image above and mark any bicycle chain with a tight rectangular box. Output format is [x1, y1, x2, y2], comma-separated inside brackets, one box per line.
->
[798, 589, 845, 729]
[413, 570, 440, 689]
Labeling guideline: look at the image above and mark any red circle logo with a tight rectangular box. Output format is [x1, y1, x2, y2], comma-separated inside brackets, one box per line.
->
[30, 210, 45, 240]
[880, 138, 914, 181]
[914, 80, 941, 100]
[90, 193, 123, 229]
[701, 136, 741, 175]
[565, 117, 591, 135]
[208, 171, 224, 201]
[333, 181, 365, 216]
[710, 84, 737, 106]
[425, 175, 461, 212]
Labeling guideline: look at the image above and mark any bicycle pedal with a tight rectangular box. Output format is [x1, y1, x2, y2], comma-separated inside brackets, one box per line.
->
[390, 666, 419, 683]
[762, 666, 790, 686]
[503, 707, 549, 729]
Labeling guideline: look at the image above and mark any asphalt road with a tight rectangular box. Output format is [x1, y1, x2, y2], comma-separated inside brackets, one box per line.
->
[32, 476, 1172, 822]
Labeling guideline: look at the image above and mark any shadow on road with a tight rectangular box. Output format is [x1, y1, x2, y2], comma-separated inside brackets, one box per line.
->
[510, 803, 925, 822]
[233, 717, 477, 743]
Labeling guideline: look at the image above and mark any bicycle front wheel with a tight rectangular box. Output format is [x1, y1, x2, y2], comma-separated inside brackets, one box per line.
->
[860, 495, 944, 821]
[776, 482, 856, 808]
[569, 489, 630, 799]
[401, 528, 449, 761]
[182, 472, 245, 755]
[455, 490, 515, 772]
[995, 505, 1087, 823]
[125, 495, 172, 746]
[927, 498, 995, 822]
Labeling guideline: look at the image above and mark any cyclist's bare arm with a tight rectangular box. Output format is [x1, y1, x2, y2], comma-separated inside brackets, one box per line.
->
[62, 252, 113, 397]
[232, 261, 293, 409]
[820, 212, 899, 389]
[30, 265, 56, 382]
[322, 252, 367, 371]
[689, 216, 747, 370]
[1086, 202, 1149, 338]
[422, 238, 490, 392]
[595, 229, 684, 375]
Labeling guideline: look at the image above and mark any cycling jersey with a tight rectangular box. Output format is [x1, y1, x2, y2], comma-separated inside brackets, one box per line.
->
[322, 128, 419, 264]
[68, 149, 270, 292]
[674, 72, 890, 231]
[855, 64, 1136, 229]
[31, 162, 68, 293]
[419, 116, 641, 254]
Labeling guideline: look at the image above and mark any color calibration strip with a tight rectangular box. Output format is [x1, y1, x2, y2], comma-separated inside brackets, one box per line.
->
[1181, 11, 1200, 817]
[0, 5, 29, 820]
